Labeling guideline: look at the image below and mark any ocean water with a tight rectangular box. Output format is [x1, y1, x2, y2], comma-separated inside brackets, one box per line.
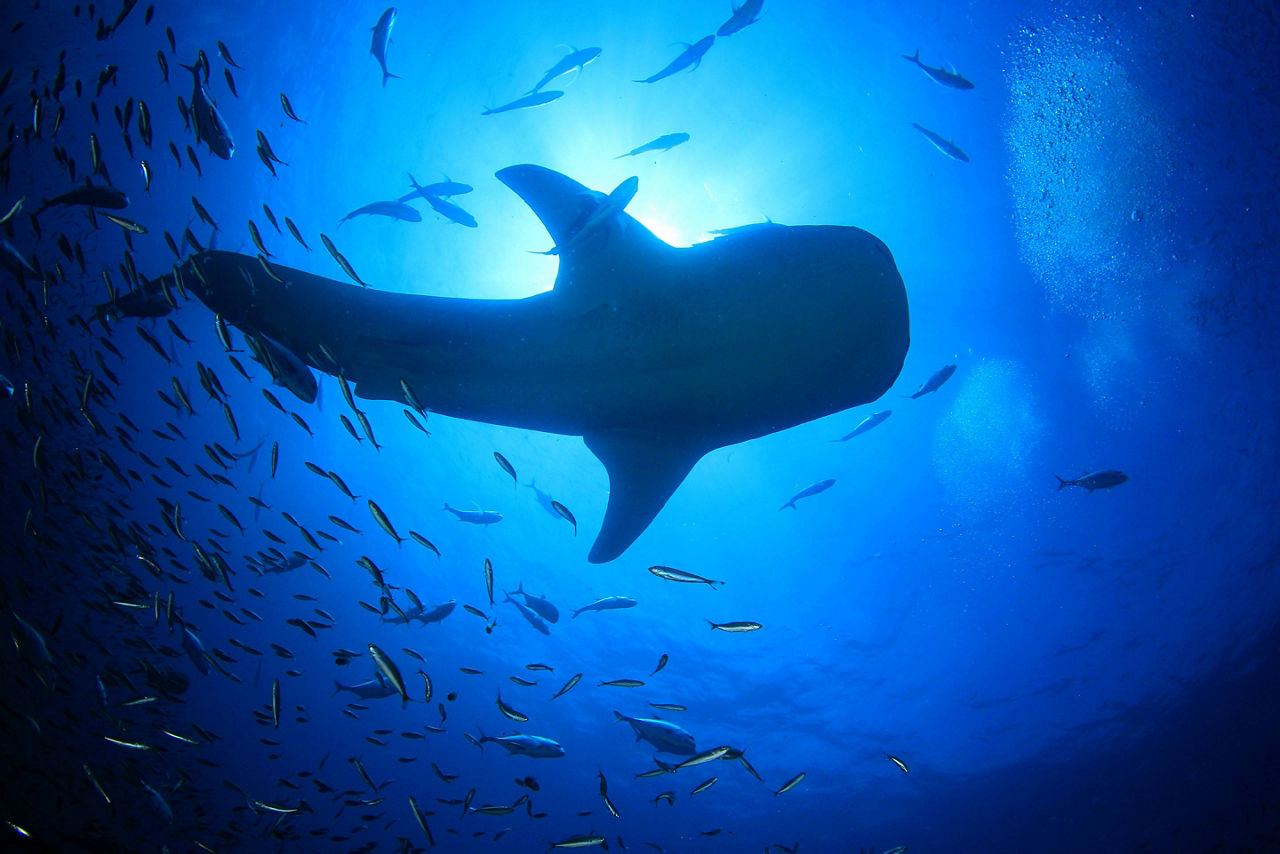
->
[1, 1, 1278, 852]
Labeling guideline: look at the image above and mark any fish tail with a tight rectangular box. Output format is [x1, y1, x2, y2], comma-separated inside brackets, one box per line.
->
[514, 581, 524, 596]
[332, 680, 343, 695]
[706, 620, 718, 630]
[382, 70, 402, 87]
[779, 501, 794, 511]
[1054, 474, 1068, 491]
[903, 48, 920, 63]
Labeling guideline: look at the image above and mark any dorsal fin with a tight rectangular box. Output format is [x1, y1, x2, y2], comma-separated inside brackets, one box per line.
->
[583, 428, 707, 563]
[495, 165, 673, 306]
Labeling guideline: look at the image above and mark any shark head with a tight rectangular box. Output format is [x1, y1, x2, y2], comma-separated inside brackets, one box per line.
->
[167, 165, 909, 563]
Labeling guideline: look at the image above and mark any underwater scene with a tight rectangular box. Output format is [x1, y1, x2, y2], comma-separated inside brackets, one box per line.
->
[1, 0, 1278, 852]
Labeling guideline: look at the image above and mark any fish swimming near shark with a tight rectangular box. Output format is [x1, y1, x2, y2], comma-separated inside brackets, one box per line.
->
[779, 478, 835, 510]
[910, 123, 968, 162]
[614, 710, 697, 755]
[635, 35, 715, 83]
[530, 46, 601, 93]
[370, 8, 401, 87]
[333, 674, 400, 699]
[717, 0, 765, 37]
[907, 363, 956, 398]
[481, 90, 564, 116]
[339, 200, 422, 226]
[615, 132, 690, 159]
[180, 57, 234, 159]
[137, 164, 909, 562]
[444, 503, 502, 525]
[834, 410, 890, 441]
[512, 582, 559, 623]
[503, 592, 551, 635]
[476, 731, 565, 758]
[34, 182, 129, 218]
[902, 49, 975, 89]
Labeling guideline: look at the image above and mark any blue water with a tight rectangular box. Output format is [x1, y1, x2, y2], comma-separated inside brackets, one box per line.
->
[2, 1, 1278, 852]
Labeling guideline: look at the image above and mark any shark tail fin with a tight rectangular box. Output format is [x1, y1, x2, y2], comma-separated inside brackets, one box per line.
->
[332, 680, 343, 695]
[1054, 474, 1068, 491]
[382, 71, 402, 88]
[514, 581, 524, 596]
[903, 48, 920, 62]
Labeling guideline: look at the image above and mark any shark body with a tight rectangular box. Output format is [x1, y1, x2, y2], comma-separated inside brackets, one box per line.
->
[159, 165, 909, 562]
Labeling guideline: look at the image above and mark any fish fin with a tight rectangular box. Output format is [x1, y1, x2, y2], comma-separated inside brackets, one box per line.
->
[1054, 474, 1068, 490]
[495, 164, 673, 308]
[903, 48, 920, 62]
[582, 428, 707, 563]
[332, 680, 343, 695]
[382, 71, 401, 87]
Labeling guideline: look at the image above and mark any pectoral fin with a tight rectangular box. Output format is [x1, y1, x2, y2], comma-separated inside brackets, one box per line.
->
[583, 429, 706, 563]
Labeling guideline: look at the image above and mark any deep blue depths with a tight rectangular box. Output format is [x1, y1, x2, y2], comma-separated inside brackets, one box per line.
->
[1, 1, 1278, 852]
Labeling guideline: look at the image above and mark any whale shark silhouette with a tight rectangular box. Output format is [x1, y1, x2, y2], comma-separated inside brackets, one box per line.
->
[165, 165, 910, 562]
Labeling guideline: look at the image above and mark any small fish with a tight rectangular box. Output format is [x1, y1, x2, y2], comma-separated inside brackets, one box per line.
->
[217, 40, 242, 69]
[834, 410, 891, 441]
[368, 500, 403, 545]
[907, 363, 957, 398]
[689, 777, 718, 796]
[551, 672, 582, 700]
[280, 92, 306, 123]
[903, 49, 974, 89]
[271, 678, 280, 728]
[1054, 470, 1128, 492]
[717, 0, 765, 36]
[496, 691, 528, 723]
[648, 565, 723, 587]
[321, 233, 369, 285]
[886, 753, 909, 773]
[706, 620, 762, 632]
[650, 654, 668, 675]
[676, 745, 731, 769]
[910, 123, 969, 162]
[481, 90, 564, 115]
[635, 36, 715, 83]
[370, 8, 402, 87]
[493, 451, 517, 485]
[774, 771, 806, 795]
[285, 216, 310, 251]
[550, 501, 577, 535]
[615, 132, 689, 159]
[600, 679, 644, 688]
[779, 478, 835, 510]
[549, 835, 606, 849]
[369, 644, 408, 706]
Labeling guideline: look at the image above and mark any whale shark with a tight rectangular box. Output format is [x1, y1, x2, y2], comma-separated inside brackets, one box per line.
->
[141, 165, 909, 562]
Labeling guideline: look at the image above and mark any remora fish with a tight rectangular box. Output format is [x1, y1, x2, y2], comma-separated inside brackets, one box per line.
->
[482, 90, 564, 116]
[149, 164, 909, 563]
[370, 8, 402, 87]
[717, 0, 765, 37]
[615, 132, 689, 159]
[779, 478, 835, 510]
[444, 503, 502, 524]
[536, 176, 638, 255]
[572, 596, 636, 618]
[902, 49, 975, 89]
[476, 731, 565, 758]
[833, 410, 890, 441]
[530, 46, 601, 92]
[1054, 470, 1128, 492]
[635, 35, 716, 83]
[180, 58, 234, 159]
[614, 711, 696, 755]
[910, 123, 968, 162]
